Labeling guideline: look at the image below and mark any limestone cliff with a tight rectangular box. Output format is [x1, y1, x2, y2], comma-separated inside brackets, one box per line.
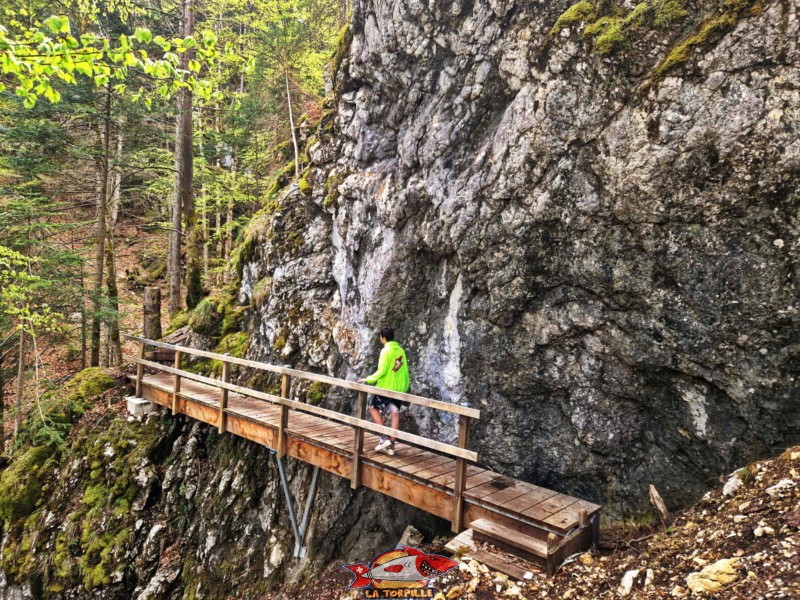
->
[241, 0, 800, 517]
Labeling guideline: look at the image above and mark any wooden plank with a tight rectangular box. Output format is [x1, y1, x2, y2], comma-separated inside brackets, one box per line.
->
[351, 391, 367, 489]
[500, 488, 559, 514]
[172, 348, 182, 414]
[135, 341, 145, 397]
[382, 446, 432, 469]
[412, 460, 456, 482]
[123, 337, 481, 419]
[480, 481, 536, 508]
[467, 474, 518, 499]
[452, 414, 471, 532]
[470, 518, 548, 560]
[544, 499, 600, 531]
[465, 469, 505, 491]
[523, 495, 579, 530]
[445, 529, 545, 580]
[360, 466, 453, 521]
[430, 465, 486, 488]
[404, 454, 451, 476]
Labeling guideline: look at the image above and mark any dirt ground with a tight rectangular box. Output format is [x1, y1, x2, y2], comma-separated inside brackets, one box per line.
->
[276, 447, 799, 600]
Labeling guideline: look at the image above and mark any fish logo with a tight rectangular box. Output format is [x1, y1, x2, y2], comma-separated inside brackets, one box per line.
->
[342, 546, 458, 591]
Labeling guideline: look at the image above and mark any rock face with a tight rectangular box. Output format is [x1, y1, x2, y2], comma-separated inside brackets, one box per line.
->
[244, 0, 799, 517]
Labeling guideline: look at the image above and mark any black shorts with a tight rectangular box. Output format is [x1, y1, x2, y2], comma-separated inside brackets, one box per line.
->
[370, 394, 401, 413]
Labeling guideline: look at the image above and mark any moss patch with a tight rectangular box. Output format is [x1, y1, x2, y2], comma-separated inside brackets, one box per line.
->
[652, 0, 753, 79]
[551, 1, 596, 35]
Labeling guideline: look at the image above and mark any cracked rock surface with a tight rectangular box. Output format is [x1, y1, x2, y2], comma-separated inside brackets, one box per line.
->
[244, 0, 799, 517]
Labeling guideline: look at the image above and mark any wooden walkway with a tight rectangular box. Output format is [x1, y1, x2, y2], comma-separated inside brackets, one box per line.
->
[124, 335, 601, 575]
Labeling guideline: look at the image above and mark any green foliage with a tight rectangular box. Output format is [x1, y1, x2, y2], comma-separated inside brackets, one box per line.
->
[0, 12, 223, 108]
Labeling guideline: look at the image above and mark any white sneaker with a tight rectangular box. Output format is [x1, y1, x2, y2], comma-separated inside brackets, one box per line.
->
[384, 443, 395, 456]
[375, 437, 392, 452]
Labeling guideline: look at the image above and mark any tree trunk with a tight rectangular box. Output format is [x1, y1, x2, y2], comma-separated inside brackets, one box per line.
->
[169, 99, 184, 315]
[104, 129, 124, 367]
[90, 86, 112, 367]
[143, 287, 163, 340]
[14, 330, 25, 440]
[285, 67, 300, 177]
[104, 240, 122, 367]
[182, 0, 202, 310]
[80, 264, 87, 369]
[0, 354, 5, 454]
[339, 0, 349, 27]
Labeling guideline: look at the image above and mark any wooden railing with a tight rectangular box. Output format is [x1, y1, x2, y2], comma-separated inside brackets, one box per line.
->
[123, 334, 481, 531]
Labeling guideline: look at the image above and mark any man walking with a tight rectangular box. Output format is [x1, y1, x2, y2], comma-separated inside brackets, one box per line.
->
[357, 326, 409, 456]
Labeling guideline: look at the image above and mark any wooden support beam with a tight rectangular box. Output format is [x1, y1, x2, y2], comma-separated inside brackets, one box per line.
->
[277, 373, 291, 458]
[135, 340, 146, 397]
[351, 390, 367, 489]
[218, 357, 230, 433]
[172, 346, 182, 414]
[451, 414, 471, 532]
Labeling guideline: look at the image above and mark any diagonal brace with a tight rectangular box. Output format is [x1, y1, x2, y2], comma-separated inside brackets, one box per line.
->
[273, 451, 321, 559]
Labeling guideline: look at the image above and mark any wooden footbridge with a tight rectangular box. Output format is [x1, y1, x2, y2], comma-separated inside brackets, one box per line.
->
[124, 335, 600, 576]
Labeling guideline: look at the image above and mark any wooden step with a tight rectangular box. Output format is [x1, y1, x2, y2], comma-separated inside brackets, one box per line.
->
[470, 518, 551, 562]
[445, 529, 545, 581]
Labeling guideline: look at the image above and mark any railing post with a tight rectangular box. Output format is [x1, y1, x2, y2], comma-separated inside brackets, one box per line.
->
[351, 390, 367, 489]
[135, 340, 145, 397]
[218, 355, 230, 433]
[451, 414, 471, 533]
[172, 344, 182, 415]
[277, 373, 291, 457]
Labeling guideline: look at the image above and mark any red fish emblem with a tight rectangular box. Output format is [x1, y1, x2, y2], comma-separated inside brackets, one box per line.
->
[342, 546, 458, 589]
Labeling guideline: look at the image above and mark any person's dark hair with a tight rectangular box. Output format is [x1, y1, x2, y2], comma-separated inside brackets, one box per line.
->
[379, 326, 395, 341]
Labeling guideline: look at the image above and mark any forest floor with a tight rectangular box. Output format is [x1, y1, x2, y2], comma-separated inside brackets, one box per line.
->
[2, 221, 170, 450]
[278, 447, 799, 600]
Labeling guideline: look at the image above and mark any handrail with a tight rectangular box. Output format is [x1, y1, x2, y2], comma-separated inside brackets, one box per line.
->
[124, 353, 478, 462]
[124, 334, 480, 419]
[125, 332, 480, 531]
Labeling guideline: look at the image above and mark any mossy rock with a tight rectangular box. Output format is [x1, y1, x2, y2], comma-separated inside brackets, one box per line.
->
[306, 381, 330, 406]
[551, 1, 596, 35]
[298, 177, 313, 196]
[166, 311, 190, 334]
[68, 368, 115, 400]
[0, 445, 53, 525]
[188, 298, 217, 334]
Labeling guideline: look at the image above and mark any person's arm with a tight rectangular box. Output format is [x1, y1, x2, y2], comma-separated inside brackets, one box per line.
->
[364, 347, 390, 384]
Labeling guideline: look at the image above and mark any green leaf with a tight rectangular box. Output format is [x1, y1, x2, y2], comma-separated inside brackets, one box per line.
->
[112, 83, 126, 95]
[43, 16, 66, 34]
[75, 61, 92, 77]
[134, 27, 152, 44]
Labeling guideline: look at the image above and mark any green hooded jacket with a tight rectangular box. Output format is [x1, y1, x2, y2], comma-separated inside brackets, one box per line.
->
[365, 341, 410, 393]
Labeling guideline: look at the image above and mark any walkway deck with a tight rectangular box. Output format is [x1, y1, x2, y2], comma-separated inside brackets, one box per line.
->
[124, 334, 600, 575]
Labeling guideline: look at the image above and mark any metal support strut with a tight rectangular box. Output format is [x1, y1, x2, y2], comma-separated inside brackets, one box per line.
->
[273, 452, 321, 559]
